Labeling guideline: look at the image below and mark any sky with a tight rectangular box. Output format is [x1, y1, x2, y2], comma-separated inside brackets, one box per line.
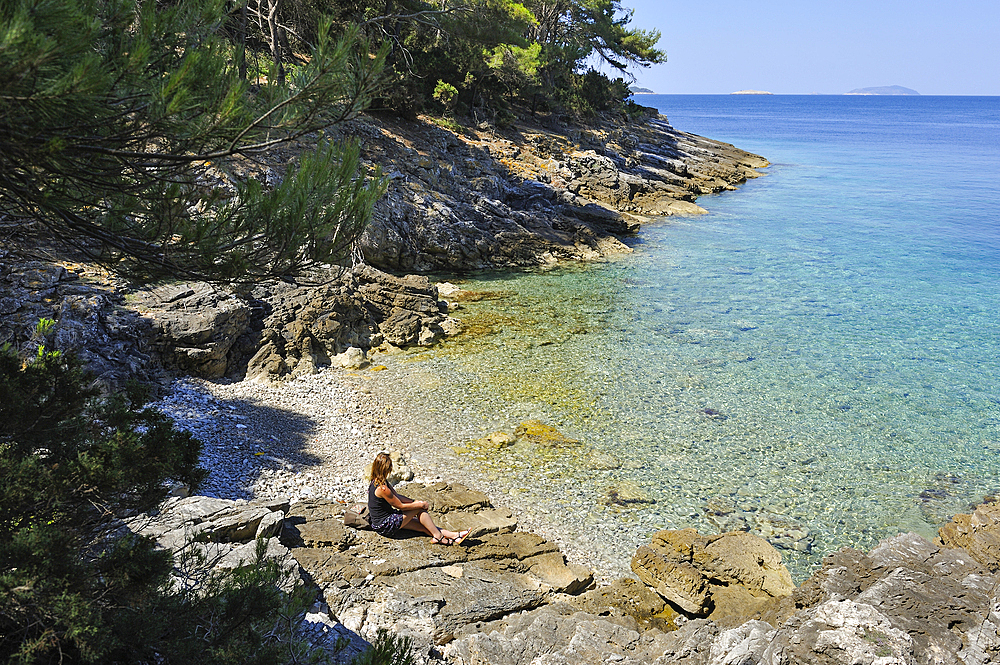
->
[618, 0, 1000, 95]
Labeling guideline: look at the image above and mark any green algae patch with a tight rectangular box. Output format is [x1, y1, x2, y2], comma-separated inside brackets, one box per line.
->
[447, 289, 516, 303]
[514, 420, 580, 447]
[456, 311, 519, 338]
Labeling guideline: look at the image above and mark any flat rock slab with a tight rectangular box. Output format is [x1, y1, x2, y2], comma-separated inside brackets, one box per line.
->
[446, 603, 693, 665]
[375, 562, 549, 644]
[284, 482, 595, 655]
[283, 499, 355, 550]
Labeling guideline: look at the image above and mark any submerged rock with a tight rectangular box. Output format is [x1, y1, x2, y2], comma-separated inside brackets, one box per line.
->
[754, 512, 815, 553]
[469, 431, 517, 451]
[602, 481, 655, 506]
[585, 449, 622, 470]
[513, 420, 581, 447]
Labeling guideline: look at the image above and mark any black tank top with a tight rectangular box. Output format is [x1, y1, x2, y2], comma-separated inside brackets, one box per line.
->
[368, 482, 398, 525]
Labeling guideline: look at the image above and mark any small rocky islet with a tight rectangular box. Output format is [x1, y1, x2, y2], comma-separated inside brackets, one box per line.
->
[4, 110, 999, 663]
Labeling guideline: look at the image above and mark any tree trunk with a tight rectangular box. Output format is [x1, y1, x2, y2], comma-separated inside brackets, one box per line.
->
[267, 0, 284, 84]
[236, 0, 248, 80]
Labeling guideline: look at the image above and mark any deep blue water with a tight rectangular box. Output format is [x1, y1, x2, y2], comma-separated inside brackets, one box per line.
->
[372, 95, 1000, 580]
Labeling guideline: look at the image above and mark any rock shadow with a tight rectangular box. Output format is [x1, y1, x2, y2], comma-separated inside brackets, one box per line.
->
[161, 381, 327, 500]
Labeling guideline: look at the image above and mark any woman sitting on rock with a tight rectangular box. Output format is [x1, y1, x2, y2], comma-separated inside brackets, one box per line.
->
[368, 452, 469, 545]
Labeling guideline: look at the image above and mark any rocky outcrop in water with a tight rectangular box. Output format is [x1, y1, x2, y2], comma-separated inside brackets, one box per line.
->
[631, 528, 794, 619]
[938, 496, 1000, 570]
[353, 114, 768, 273]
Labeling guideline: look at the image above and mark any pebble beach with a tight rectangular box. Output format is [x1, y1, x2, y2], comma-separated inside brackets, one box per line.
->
[154, 367, 621, 580]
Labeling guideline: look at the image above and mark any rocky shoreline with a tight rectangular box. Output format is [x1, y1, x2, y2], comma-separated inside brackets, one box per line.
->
[138, 368, 1000, 663]
[6, 110, 999, 663]
[354, 111, 769, 273]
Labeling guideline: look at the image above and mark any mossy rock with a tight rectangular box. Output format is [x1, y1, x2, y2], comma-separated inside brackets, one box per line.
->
[470, 431, 517, 450]
[602, 481, 655, 506]
[514, 420, 580, 448]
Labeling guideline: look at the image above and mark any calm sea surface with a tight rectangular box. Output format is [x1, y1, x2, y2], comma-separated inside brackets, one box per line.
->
[370, 95, 1000, 580]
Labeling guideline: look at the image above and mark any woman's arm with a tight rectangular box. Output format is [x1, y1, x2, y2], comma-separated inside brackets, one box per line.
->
[375, 484, 428, 511]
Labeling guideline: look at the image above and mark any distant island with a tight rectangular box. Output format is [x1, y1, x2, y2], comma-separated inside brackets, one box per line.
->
[845, 85, 920, 96]
[731, 90, 773, 95]
[629, 85, 655, 94]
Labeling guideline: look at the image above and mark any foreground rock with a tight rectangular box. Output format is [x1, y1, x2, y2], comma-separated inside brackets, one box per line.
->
[131, 265, 459, 382]
[938, 496, 1000, 570]
[128, 495, 367, 661]
[449, 531, 1000, 665]
[752, 532, 1000, 665]
[130, 482, 1000, 665]
[631, 528, 794, 619]
[285, 483, 595, 657]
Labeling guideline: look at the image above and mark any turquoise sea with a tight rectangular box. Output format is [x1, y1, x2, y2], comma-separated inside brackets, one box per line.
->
[370, 95, 1000, 580]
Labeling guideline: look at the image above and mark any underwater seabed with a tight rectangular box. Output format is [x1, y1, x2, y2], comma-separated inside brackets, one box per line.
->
[362, 258, 999, 583]
[368, 96, 1000, 581]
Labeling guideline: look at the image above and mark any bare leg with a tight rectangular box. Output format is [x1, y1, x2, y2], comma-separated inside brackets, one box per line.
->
[400, 510, 442, 539]
[400, 510, 462, 541]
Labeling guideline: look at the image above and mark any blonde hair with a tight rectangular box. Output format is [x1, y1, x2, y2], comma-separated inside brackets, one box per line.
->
[369, 452, 392, 487]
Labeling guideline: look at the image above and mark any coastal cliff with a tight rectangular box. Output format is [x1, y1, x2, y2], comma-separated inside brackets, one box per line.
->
[353, 111, 768, 272]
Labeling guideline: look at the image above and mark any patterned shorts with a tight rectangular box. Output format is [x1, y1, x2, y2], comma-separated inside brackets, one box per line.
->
[371, 512, 404, 537]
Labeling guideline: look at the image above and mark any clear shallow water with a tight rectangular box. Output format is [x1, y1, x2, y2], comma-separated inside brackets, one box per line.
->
[371, 96, 1000, 580]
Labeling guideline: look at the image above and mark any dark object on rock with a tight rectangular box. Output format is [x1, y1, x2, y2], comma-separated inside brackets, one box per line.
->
[343, 503, 370, 529]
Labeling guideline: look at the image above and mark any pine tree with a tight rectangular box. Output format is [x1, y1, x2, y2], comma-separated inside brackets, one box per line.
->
[0, 0, 388, 283]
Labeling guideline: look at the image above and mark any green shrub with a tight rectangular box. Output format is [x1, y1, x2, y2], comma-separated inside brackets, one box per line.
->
[433, 80, 460, 114]
[0, 343, 327, 664]
[351, 629, 416, 665]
